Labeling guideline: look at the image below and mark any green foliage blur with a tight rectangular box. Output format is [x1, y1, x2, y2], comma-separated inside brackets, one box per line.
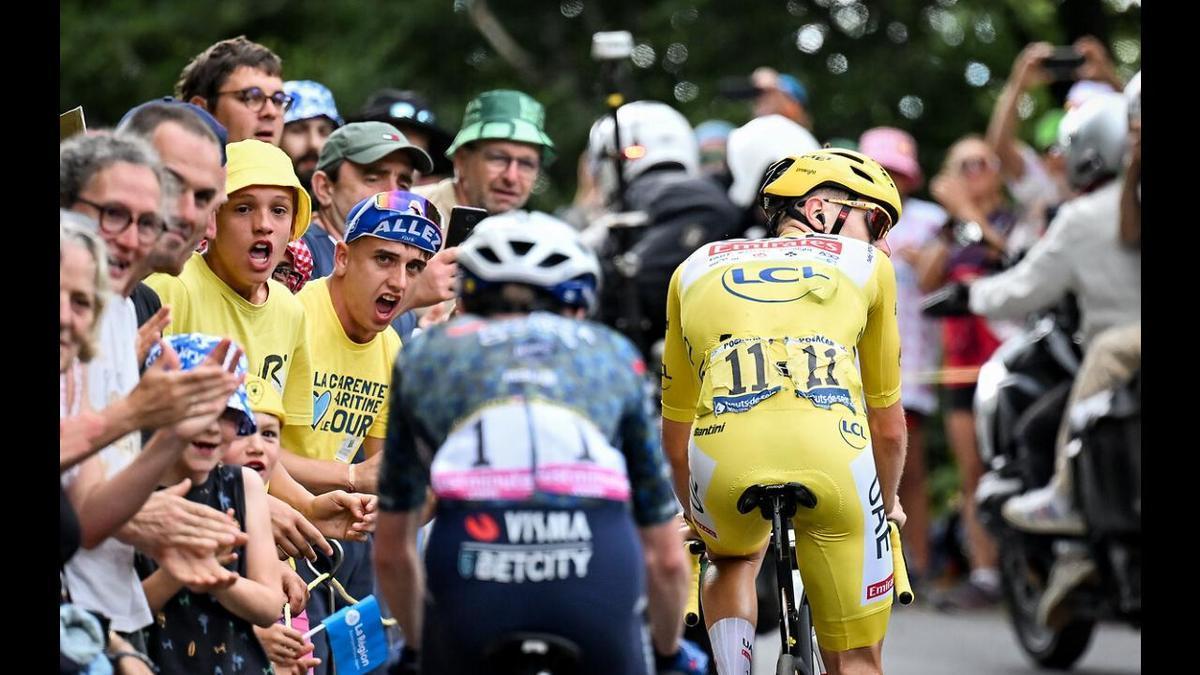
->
[61, 0, 1140, 214]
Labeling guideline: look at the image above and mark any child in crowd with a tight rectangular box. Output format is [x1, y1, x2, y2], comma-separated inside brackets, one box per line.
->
[136, 334, 283, 674]
[225, 374, 321, 675]
[273, 239, 315, 294]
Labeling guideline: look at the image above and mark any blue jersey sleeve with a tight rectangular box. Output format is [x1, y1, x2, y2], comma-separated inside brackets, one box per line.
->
[378, 352, 434, 513]
[611, 334, 680, 527]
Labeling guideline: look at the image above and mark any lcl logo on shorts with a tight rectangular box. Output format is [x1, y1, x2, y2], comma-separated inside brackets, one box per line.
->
[839, 418, 868, 450]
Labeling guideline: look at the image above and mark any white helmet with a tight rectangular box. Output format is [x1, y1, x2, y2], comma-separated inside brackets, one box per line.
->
[726, 114, 820, 208]
[587, 100, 699, 202]
[1058, 91, 1128, 191]
[457, 210, 601, 312]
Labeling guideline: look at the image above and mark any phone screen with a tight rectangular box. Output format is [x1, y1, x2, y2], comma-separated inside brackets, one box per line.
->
[445, 206, 489, 248]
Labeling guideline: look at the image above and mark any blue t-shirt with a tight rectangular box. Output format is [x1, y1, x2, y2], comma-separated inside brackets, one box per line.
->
[300, 221, 337, 280]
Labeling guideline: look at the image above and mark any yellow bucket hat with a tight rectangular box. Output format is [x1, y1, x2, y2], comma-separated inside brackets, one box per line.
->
[225, 140, 312, 242]
[243, 374, 287, 426]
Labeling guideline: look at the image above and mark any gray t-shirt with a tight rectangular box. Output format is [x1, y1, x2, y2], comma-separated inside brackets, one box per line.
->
[62, 295, 153, 632]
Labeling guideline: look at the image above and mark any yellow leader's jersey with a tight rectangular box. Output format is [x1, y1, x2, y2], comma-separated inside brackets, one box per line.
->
[661, 233, 902, 423]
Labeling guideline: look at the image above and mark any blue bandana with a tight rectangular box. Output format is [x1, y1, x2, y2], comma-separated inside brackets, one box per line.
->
[344, 191, 443, 254]
[143, 334, 256, 436]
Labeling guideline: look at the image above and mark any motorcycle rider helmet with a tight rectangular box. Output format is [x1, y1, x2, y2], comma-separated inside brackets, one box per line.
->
[758, 148, 903, 238]
[587, 100, 699, 205]
[457, 210, 602, 313]
[1058, 91, 1128, 192]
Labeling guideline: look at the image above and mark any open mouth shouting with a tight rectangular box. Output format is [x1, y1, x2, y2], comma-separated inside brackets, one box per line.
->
[248, 240, 275, 273]
[374, 293, 401, 323]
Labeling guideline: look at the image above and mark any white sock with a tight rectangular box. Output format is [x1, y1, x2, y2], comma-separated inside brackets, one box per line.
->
[971, 567, 1000, 590]
[708, 617, 754, 675]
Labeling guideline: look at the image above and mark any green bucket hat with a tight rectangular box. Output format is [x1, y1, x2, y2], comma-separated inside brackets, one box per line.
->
[446, 89, 555, 160]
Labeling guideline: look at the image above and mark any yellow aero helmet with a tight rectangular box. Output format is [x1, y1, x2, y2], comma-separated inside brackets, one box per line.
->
[758, 148, 903, 234]
[243, 374, 286, 426]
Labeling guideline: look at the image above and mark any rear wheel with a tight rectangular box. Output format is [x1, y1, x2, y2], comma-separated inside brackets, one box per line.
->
[998, 538, 1095, 669]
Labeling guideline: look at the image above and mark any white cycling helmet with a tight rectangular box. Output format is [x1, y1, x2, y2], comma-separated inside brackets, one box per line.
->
[587, 100, 699, 203]
[457, 210, 601, 312]
[726, 114, 820, 208]
[1058, 91, 1128, 191]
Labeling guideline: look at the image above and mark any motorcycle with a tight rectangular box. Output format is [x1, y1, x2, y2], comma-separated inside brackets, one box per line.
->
[923, 287, 1140, 670]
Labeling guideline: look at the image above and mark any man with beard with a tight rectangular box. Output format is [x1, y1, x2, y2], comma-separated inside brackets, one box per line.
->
[281, 79, 342, 197]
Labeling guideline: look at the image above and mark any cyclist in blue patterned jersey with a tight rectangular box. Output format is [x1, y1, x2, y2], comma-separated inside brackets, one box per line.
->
[374, 211, 701, 675]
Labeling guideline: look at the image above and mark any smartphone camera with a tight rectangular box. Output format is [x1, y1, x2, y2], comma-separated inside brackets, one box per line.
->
[592, 31, 634, 61]
[1042, 46, 1085, 81]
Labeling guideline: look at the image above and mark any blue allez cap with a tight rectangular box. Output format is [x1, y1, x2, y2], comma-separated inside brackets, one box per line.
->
[344, 191, 443, 254]
[117, 97, 229, 165]
[143, 334, 256, 436]
[284, 80, 343, 127]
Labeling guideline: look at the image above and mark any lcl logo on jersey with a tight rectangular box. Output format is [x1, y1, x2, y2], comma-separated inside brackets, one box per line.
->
[839, 418, 868, 449]
[720, 265, 832, 303]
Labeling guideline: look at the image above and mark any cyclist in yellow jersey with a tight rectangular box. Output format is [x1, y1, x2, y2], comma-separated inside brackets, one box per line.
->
[661, 149, 909, 675]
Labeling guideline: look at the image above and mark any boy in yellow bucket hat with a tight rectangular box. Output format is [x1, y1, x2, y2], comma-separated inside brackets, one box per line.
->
[146, 139, 315, 444]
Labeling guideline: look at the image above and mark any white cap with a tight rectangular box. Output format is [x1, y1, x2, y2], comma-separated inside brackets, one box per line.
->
[726, 115, 820, 208]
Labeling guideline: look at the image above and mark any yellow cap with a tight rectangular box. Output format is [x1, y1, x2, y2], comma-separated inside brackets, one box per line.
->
[225, 140, 312, 242]
[243, 374, 287, 426]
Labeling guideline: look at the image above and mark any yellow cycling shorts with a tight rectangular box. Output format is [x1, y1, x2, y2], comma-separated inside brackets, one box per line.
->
[686, 392, 896, 651]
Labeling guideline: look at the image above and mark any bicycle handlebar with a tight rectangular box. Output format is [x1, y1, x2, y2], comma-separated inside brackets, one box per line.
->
[889, 522, 914, 606]
[684, 540, 704, 627]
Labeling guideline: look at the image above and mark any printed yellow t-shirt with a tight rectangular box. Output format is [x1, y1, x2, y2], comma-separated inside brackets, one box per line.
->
[280, 277, 402, 463]
[145, 252, 313, 428]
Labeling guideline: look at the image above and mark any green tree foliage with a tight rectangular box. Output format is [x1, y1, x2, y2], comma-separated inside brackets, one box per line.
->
[61, 0, 1140, 210]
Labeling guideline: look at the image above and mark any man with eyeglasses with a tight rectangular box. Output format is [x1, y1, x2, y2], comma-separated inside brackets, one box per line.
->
[662, 148, 908, 675]
[176, 35, 290, 146]
[413, 89, 555, 219]
[59, 130, 170, 650]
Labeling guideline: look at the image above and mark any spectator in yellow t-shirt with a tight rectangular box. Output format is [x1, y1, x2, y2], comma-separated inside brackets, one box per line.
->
[147, 139, 313, 431]
[279, 189, 441, 663]
[280, 190, 442, 495]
